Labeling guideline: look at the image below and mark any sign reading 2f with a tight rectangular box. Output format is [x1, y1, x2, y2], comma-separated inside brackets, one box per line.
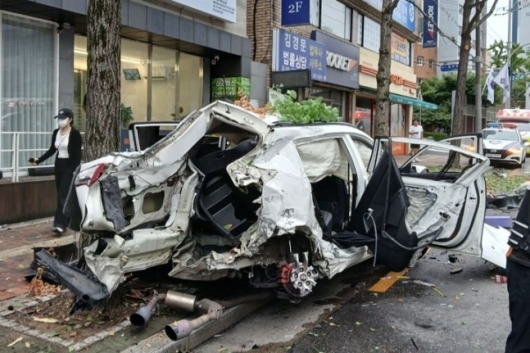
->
[282, 0, 310, 26]
[288, 1, 303, 13]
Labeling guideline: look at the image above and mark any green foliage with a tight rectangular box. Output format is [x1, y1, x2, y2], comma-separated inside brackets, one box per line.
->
[120, 103, 134, 128]
[270, 89, 340, 124]
[423, 131, 448, 141]
[485, 171, 528, 195]
[488, 40, 530, 75]
[510, 78, 529, 109]
[416, 73, 500, 133]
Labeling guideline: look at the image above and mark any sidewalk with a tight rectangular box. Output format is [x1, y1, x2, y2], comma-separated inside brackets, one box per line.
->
[0, 218, 75, 302]
[0, 219, 263, 353]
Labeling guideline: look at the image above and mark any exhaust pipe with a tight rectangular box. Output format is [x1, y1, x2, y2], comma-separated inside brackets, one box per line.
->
[164, 291, 274, 341]
[130, 290, 197, 328]
[130, 292, 167, 328]
[165, 298, 223, 341]
[131, 289, 273, 340]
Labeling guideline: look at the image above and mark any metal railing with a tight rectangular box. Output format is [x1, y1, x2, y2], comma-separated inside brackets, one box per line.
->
[0, 131, 53, 182]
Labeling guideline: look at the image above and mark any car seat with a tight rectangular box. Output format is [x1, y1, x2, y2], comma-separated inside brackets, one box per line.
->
[194, 138, 259, 242]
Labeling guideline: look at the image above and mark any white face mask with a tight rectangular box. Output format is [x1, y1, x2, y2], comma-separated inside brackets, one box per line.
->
[57, 119, 69, 128]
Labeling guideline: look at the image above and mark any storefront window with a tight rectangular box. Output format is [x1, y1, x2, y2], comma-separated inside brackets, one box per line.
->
[309, 86, 346, 120]
[121, 39, 148, 123]
[391, 103, 406, 137]
[1, 13, 56, 169]
[179, 53, 203, 118]
[73, 35, 204, 125]
[152, 46, 177, 121]
[355, 96, 373, 135]
[74, 35, 87, 131]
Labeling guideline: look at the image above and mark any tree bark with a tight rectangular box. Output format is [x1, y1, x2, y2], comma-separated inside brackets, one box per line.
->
[452, 0, 497, 135]
[452, 1, 474, 136]
[80, 0, 122, 262]
[374, 0, 399, 136]
[85, 0, 122, 161]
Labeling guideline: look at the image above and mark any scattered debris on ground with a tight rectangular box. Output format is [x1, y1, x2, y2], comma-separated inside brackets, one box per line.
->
[7, 290, 137, 341]
[450, 267, 463, 275]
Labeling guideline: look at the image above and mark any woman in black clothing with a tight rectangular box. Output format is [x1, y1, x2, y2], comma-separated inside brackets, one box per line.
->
[32, 108, 82, 233]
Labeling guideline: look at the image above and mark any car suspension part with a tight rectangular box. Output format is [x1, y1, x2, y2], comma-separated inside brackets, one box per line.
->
[281, 251, 318, 298]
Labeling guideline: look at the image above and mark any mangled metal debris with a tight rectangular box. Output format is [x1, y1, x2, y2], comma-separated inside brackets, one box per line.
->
[34, 100, 509, 308]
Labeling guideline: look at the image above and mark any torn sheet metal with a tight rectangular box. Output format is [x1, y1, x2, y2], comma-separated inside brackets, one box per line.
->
[246, 139, 320, 244]
[481, 223, 510, 268]
[84, 228, 185, 293]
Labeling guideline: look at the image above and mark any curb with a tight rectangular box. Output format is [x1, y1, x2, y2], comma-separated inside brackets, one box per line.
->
[0, 217, 53, 232]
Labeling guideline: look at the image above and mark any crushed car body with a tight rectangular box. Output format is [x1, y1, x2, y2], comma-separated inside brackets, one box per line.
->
[36, 101, 507, 306]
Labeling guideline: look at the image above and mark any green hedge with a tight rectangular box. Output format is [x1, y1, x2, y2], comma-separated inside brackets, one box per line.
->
[423, 131, 449, 141]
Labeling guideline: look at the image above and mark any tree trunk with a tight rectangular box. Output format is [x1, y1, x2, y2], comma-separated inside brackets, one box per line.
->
[374, 0, 399, 136]
[451, 0, 498, 135]
[85, 0, 122, 161]
[452, 2, 473, 136]
[80, 0, 122, 260]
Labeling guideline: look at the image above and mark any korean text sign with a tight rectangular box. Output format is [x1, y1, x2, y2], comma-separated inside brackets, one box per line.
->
[273, 29, 327, 81]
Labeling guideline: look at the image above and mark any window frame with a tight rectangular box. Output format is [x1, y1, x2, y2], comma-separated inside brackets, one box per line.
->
[319, 0, 353, 41]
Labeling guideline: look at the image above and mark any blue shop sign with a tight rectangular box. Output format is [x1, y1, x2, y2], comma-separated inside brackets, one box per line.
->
[273, 29, 327, 81]
[440, 64, 458, 72]
[281, 0, 311, 26]
[311, 30, 359, 89]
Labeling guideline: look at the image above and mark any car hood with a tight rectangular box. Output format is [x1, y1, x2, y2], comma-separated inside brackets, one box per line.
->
[483, 139, 521, 150]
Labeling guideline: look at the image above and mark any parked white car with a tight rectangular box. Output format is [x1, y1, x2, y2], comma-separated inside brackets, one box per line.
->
[39, 101, 504, 306]
[482, 127, 526, 167]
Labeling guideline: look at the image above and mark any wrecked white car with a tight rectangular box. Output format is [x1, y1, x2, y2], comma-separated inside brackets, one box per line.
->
[37, 101, 503, 308]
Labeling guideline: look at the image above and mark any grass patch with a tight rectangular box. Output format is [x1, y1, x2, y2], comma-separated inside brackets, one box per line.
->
[485, 171, 529, 194]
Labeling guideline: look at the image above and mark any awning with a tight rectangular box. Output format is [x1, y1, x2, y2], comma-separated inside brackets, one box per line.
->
[389, 94, 438, 110]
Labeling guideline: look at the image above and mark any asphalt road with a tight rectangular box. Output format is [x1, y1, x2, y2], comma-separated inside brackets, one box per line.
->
[195, 249, 509, 353]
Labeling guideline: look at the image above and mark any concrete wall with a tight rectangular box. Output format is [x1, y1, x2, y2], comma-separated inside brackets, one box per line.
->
[251, 61, 268, 107]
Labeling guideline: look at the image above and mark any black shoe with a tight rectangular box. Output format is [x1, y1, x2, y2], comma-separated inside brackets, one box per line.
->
[53, 227, 65, 234]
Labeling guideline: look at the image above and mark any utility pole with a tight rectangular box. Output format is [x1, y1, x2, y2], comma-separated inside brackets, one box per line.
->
[506, 0, 512, 109]
[475, 9, 482, 132]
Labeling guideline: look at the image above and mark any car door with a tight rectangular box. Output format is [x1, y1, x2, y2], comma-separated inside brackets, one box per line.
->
[369, 136, 489, 258]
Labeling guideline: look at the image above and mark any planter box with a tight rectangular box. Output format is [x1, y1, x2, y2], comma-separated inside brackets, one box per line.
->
[0, 178, 56, 224]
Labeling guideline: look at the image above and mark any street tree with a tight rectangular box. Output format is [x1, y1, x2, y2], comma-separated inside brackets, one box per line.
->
[451, 0, 497, 135]
[81, 0, 122, 260]
[489, 40, 529, 75]
[85, 0, 122, 161]
[374, 0, 400, 136]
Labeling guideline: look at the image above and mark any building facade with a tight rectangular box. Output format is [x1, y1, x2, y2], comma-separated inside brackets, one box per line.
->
[248, 0, 434, 154]
[514, 0, 530, 48]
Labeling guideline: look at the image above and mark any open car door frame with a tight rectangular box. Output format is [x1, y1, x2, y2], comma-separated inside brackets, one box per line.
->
[369, 136, 494, 262]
